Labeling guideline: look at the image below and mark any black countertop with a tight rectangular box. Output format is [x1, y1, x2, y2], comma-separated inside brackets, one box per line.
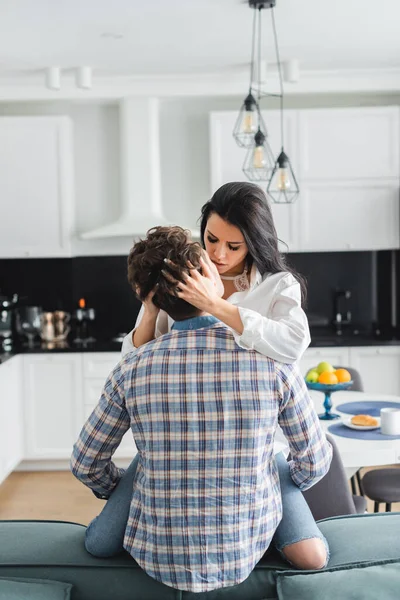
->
[0, 340, 124, 364]
[1, 331, 400, 365]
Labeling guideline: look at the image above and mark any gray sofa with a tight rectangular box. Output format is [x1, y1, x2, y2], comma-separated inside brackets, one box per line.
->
[1, 513, 400, 599]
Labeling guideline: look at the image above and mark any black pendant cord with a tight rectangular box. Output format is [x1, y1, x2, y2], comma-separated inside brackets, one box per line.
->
[257, 7, 262, 128]
[271, 6, 284, 151]
[249, 6, 258, 92]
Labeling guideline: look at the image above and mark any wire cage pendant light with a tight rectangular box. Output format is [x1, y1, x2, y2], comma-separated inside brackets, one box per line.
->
[232, 93, 266, 149]
[267, 149, 299, 203]
[233, 0, 300, 204]
[243, 128, 275, 181]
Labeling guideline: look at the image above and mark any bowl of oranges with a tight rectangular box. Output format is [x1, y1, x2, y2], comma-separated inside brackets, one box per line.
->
[305, 362, 353, 420]
[305, 362, 353, 391]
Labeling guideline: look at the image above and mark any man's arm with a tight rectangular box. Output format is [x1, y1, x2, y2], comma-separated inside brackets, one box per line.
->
[70, 360, 131, 498]
[276, 362, 333, 491]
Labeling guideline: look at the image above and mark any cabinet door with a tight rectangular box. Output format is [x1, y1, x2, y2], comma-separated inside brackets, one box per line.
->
[23, 355, 83, 459]
[299, 181, 400, 251]
[0, 363, 7, 483]
[209, 110, 300, 252]
[349, 346, 400, 396]
[0, 357, 23, 484]
[298, 107, 400, 181]
[0, 116, 74, 258]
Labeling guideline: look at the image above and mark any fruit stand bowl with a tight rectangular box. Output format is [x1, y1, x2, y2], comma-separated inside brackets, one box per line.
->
[306, 380, 354, 420]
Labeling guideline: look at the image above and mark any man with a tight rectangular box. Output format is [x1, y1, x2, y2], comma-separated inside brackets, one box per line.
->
[71, 226, 332, 593]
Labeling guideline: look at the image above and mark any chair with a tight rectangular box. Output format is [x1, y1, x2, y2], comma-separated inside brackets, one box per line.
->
[301, 433, 367, 521]
[361, 468, 400, 513]
[334, 365, 365, 496]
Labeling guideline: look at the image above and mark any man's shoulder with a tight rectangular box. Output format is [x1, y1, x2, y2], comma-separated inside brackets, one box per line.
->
[142, 323, 239, 353]
[126, 323, 274, 358]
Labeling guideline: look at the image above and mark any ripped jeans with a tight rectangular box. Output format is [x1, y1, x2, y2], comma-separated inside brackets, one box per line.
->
[85, 452, 330, 568]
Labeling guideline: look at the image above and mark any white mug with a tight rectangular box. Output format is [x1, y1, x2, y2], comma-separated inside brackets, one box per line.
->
[380, 408, 400, 436]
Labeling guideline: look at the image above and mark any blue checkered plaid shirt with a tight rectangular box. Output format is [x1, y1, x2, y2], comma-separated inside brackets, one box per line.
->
[71, 317, 332, 592]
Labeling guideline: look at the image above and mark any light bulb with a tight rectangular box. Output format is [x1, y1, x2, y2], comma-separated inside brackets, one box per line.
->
[253, 146, 266, 169]
[242, 111, 256, 134]
[277, 168, 291, 190]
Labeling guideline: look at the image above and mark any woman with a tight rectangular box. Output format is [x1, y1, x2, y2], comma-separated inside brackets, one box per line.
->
[89, 182, 329, 570]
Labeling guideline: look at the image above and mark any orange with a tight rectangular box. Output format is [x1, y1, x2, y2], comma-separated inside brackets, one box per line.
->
[318, 371, 339, 385]
[335, 368, 351, 383]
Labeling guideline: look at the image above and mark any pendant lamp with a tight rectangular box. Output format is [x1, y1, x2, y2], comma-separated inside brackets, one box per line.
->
[233, 1, 300, 203]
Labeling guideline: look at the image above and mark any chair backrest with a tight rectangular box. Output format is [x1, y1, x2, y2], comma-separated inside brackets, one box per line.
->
[334, 366, 364, 392]
[302, 433, 357, 521]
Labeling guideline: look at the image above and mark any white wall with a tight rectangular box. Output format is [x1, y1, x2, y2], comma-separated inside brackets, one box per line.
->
[1, 92, 399, 256]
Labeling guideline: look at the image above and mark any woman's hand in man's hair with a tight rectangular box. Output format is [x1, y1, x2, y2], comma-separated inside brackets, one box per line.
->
[162, 256, 222, 313]
[136, 284, 160, 319]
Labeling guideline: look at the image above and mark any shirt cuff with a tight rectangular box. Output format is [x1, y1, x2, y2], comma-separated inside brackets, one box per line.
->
[234, 307, 262, 349]
[90, 467, 127, 500]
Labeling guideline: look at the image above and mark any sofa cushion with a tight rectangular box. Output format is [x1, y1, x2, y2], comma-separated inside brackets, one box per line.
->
[0, 576, 72, 600]
[1, 514, 400, 600]
[276, 558, 400, 600]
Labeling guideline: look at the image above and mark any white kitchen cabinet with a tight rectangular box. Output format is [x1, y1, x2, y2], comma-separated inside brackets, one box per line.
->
[299, 345, 400, 398]
[23, 354, 83, 459]
[299, 181, 400, 252]
[349, 346, 400, 396]
[209, 110, 301, 252]
[0, 356, 23, 485]
[82, 353, 137, 461]
[209, 106, 400, 252]
[0, 116, 74, 258]
[298, 107, 400, 181]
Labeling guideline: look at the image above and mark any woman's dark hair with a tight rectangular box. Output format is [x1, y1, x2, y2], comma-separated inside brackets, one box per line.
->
[199, 182, 307, 306]
[127, 226, 203, 321]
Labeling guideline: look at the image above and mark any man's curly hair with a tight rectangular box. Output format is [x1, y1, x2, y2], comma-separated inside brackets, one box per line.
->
[127, 226, 204, 321]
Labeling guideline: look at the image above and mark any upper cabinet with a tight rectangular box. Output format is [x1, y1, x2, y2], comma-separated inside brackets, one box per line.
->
[298, 107, 399, 181]
[0, 116, 74, 258]
[209, 106, 400, 253]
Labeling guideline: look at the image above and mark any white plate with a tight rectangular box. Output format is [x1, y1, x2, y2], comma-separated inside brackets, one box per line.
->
[342, 417, 381, 431]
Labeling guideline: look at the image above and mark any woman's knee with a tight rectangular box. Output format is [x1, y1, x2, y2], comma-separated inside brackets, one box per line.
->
[282, 537, 328, 570]
[85, 534, 122, 558]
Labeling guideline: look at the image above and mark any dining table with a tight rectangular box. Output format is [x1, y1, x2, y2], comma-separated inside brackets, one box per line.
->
[308, 389, 400, 478]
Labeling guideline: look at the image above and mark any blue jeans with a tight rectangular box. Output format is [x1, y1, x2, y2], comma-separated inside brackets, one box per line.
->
[85, 452, 329, 567]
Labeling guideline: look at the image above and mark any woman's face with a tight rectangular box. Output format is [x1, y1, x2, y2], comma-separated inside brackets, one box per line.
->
[204, 213, 248, 276]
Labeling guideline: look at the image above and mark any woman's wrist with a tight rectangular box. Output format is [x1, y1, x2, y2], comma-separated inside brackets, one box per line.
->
[142, 308, 159, 323]
[206, 297, 244, 335]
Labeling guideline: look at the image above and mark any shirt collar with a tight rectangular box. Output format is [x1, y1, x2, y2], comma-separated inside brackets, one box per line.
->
[172, 315, 219, 331]
[250, 264, 262, 289]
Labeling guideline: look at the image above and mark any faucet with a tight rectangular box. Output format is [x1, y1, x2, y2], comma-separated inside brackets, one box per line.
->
[332, 289, 352, 335]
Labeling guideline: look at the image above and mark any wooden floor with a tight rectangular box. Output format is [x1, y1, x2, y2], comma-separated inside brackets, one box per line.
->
[0, 467, 399, 525]
[0, 470, 105, 525]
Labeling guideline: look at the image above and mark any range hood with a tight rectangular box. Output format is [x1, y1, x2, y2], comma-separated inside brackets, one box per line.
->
[81, 98, 198, 239]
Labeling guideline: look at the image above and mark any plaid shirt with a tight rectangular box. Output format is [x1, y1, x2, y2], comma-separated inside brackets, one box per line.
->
[71, 317, 332, 593]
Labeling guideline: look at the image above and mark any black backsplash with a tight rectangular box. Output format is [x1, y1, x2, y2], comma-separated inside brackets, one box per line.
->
[0, 256, 141, 341]
[0, 250, 397, 340]
[287, 251, 375, 327]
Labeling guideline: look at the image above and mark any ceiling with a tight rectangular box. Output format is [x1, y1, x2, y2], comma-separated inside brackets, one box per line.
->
[0, 0, 399, 79]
